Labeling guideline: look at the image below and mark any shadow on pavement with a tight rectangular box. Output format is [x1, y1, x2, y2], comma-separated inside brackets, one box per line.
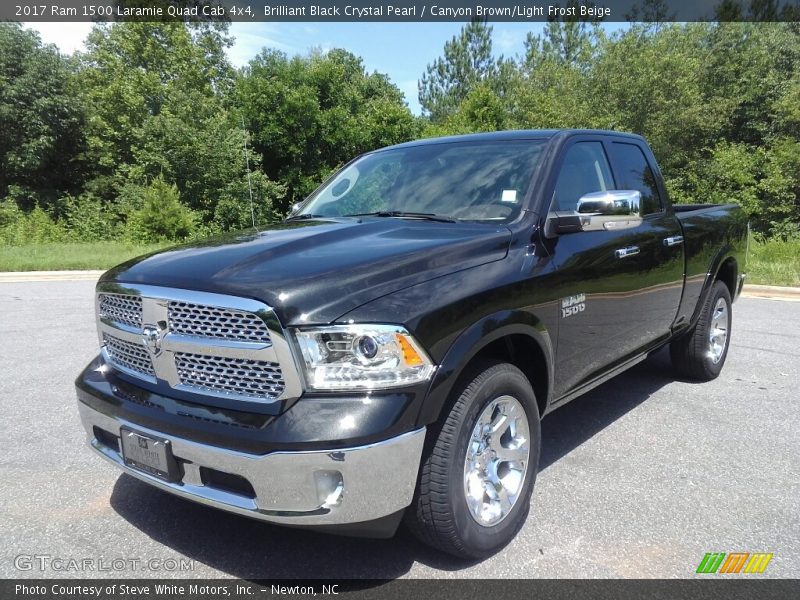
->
[110, 473, 463, 579]
[110, 349, 680, 579]
[539, 348, 679, 471]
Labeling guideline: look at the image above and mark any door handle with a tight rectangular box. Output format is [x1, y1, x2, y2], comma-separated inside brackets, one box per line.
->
[663, 235, 684, 247]
[615, 246, 640, 259]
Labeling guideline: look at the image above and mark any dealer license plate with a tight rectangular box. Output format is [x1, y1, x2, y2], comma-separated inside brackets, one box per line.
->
[120, 428, 180, 482]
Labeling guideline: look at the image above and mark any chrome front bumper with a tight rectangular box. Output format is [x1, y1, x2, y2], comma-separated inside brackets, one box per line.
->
[77, 400, 425, 527]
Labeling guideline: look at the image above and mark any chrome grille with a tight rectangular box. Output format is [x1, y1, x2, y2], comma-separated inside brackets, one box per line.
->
[95, 284, 300, 404]
[99, 294, 142, 329]
[175, 353, 285, 399]
[103, 333, 155, 378]
[168, 301, 271, 344]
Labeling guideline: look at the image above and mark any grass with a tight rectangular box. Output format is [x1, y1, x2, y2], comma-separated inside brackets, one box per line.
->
[747, 238, 800, 287]
[0, 241, 170, 272]
[0, 238, 798, 287]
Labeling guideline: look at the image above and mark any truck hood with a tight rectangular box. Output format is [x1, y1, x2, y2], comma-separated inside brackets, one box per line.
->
[102, 218, 511, 325]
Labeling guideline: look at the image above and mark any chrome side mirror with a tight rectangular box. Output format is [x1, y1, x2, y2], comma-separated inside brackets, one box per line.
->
[577, 190, 641, 217]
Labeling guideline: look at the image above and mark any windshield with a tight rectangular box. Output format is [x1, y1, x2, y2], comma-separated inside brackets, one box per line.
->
[295, 140, 547, 222]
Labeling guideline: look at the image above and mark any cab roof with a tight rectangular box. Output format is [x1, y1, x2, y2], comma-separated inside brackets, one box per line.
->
[382, 129, 646, 151]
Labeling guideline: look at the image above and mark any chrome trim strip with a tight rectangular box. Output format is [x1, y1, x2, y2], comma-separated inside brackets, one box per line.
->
[77, 401, 425, 525]
[163, 334, 271, 355]
[95, 282, 302, 403]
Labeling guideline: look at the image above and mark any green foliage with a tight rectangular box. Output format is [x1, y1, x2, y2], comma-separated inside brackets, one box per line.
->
[62, 194, 119, 242]
[419, 20, 506, 122]
[422, 82, 513, 137]
[237, 47, 417, 214]
[0, 23, 88, 207]
[700, 142, 763, 213]
[0, 198, 24, 232]
[0, 200, 69, 245]
[747, 238, 800, 286]
[78, 21, 246, 212]
[424, 19, 800, 238]
[213, 171, 285, 232]
[0, 20, 268, 246]
[527, 2, 601, 69]
[2, 18, 800, 259]
[124, 177, 197, 243]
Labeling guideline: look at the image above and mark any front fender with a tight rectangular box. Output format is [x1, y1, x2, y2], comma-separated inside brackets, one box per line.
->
[415, 310, 555, 427]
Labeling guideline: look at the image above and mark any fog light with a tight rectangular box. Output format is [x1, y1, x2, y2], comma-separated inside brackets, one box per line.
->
[315, 470, 344, 508]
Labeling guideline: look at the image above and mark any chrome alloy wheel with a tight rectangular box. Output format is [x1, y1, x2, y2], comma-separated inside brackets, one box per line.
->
[463, 395, 530, 527]
[708, 297, 729, 364]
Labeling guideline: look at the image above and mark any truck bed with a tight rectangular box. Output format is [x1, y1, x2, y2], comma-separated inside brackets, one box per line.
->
[673, 202, 748, 325]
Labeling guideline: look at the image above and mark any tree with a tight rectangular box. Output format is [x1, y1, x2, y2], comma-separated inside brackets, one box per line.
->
[80, 22, 229, 169]
[0, 23, 88, 209]
[78, 21, 253, 217]
[713, 0, 793, 20]
[237, 48, 417, 213]
[418, 20, 505, 122]
[512, 8, 602, 130]
[693, 22, 800, 236]
[588, 24, 717, 164]
[125, 175, 196, 242]
[701, 23, 800, 146]
[524, 2, 601, 70]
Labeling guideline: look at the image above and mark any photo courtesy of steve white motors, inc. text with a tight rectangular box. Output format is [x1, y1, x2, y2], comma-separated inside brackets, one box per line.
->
[15, 583, 341, 597]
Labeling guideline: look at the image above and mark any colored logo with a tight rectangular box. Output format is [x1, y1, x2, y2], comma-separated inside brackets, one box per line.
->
[696, 552, 773, 574]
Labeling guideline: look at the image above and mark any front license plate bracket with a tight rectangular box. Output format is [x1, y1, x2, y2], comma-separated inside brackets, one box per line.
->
[120, 428, 182, 483]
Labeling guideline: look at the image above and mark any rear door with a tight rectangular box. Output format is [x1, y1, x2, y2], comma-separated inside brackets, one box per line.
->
[548, 136, 684, 398]
[605, 140, 684, 349]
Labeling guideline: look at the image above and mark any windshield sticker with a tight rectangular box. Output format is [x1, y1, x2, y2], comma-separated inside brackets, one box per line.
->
[501, 190, 518, 203]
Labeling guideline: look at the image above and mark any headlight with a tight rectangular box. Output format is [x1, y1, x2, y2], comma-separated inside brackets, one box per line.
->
[292, 325, 436, 390]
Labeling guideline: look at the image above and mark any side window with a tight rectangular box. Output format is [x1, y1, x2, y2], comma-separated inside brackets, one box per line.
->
[551, 142, 614, 212]
[609, 142, 663, 216]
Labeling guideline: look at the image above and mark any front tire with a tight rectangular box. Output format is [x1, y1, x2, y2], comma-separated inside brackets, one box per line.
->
[670, 280, 732, 381]
[405, 361, 540, 559]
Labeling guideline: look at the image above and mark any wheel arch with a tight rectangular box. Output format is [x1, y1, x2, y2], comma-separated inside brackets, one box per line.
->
[688, 247, 740, 331]
[716, 256, 738, 298]
[416, 310, 554, 427]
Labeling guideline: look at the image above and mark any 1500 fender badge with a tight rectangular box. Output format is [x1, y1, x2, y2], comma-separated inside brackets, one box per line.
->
[561, 293, 586, 318]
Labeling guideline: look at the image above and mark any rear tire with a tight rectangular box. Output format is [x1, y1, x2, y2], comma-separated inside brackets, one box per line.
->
[670, 280, 732, 381]
[405, 361, 540, 559]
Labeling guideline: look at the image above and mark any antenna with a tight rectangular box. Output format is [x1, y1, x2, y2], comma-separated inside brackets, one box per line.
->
[241, 115, 256, 229]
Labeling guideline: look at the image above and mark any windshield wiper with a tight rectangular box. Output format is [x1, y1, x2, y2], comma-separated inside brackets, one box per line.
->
[345, 211, 457, 223]
[284, 213, 328, 222]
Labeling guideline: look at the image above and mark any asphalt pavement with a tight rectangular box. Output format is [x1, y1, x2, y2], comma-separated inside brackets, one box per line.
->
[0, 280, 797, 579]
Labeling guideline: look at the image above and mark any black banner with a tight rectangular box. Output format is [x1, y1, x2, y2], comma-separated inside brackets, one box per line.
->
[4, 0, 800, 22]
[3, 579, 800, 600]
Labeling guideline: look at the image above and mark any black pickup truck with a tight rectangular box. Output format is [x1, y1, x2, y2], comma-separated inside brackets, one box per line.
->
[76, 130, 748, 558]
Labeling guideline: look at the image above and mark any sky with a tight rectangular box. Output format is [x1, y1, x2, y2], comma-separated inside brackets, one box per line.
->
[24, 21, 551, 114]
